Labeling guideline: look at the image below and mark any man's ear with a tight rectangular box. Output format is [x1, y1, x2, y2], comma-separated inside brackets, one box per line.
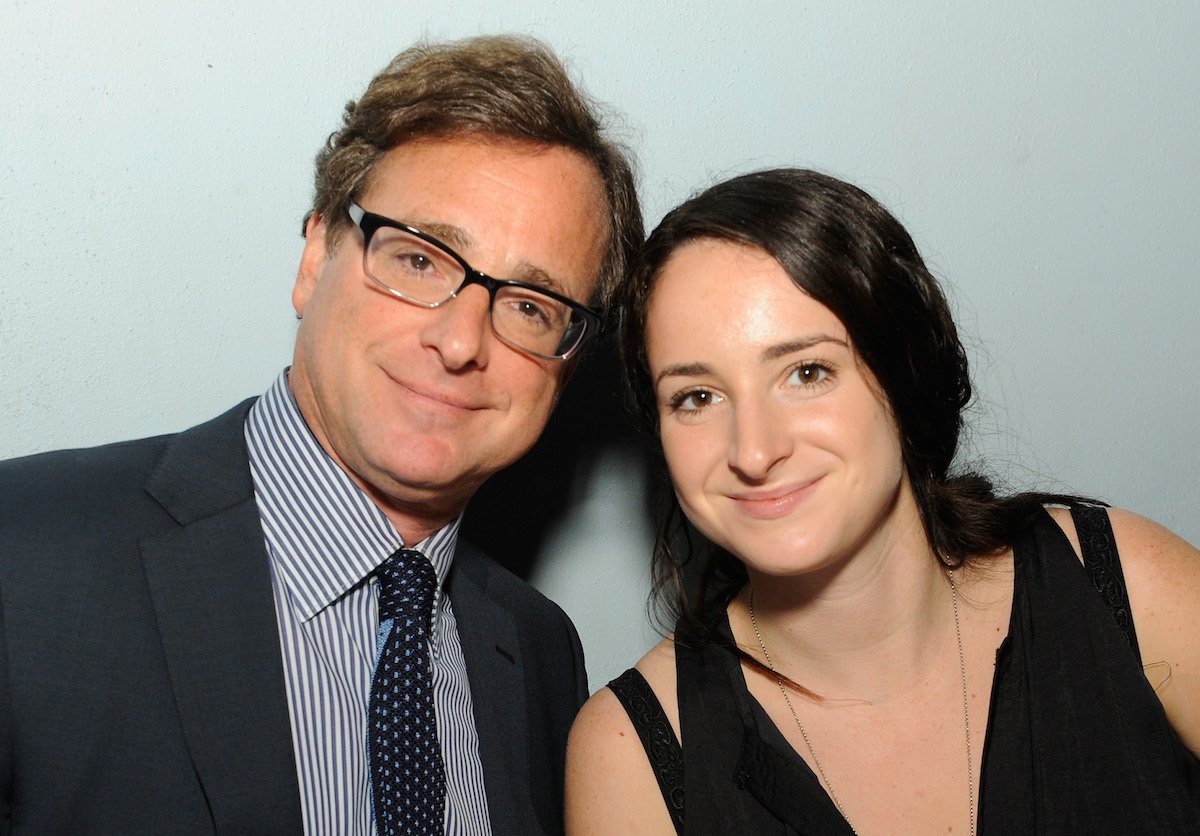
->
[293, 213, 329, 317]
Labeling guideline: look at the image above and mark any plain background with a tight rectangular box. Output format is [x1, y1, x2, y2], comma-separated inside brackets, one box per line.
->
[4, 2, 1197, 688]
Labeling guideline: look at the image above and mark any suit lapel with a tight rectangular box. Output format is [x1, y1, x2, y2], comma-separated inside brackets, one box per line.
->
[139, 400, 303, 831]
[448, 545, 535, 833]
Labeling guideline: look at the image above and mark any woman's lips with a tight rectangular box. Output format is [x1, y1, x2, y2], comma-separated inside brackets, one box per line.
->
[729, 478, 821, 520]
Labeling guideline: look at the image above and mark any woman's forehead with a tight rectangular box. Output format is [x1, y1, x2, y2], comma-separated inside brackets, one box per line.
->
[646, 239, 848, 343]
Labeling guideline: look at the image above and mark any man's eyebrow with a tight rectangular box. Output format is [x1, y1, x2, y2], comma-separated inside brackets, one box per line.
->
[506, 266, 571, 297]
[412, 220, 572, 297]
[414, 220, 474, 252]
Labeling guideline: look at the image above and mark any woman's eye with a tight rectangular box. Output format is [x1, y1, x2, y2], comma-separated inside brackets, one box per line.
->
[789, 363, 831, 387]
[669, 389, 722, 412]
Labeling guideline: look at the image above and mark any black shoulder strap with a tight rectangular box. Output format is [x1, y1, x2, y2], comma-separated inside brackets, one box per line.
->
[607, 668, 685, 833]
[1069, 504, 1142, 660]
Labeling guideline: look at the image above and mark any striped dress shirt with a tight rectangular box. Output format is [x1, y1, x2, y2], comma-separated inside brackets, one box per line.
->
[244, 371, 493, 835]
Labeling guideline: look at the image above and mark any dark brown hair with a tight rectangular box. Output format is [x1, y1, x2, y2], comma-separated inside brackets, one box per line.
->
[619, 169, 1086, 643]
[307, 34, 643, 310]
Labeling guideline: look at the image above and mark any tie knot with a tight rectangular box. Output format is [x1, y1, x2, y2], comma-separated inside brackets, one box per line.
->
[376, 548, 438, 627]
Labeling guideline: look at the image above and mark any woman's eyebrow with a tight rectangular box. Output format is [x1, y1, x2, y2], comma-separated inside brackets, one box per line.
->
[653, 336, 850, 387]
[654, 362, 711, 388]
[762, 335, 848, 361]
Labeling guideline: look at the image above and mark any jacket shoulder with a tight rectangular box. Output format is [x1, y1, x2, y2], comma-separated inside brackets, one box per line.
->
[0, 398, 257, 548]
[0, 434, 172, 523]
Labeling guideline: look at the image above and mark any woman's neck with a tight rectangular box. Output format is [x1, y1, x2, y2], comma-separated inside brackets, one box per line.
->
[731, 523, 955, 703]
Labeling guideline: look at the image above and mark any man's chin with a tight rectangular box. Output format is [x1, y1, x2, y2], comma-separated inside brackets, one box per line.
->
[373, 462, 481, 511]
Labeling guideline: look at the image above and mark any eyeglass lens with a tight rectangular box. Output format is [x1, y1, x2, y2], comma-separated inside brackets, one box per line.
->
[365, 226, 584, 358]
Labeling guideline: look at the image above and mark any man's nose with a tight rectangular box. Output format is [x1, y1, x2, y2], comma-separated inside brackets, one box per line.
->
[420, 284, 493, 370]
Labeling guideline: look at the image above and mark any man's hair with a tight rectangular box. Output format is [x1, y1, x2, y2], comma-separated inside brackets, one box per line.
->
[307, 34, 643, 311]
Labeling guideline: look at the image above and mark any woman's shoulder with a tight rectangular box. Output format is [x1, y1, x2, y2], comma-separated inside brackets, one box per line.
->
[569, 639, 680, 751]
[565, 638, 680, 834]
[572, 638, 679, 735]
[1046, 505, 1200, 755]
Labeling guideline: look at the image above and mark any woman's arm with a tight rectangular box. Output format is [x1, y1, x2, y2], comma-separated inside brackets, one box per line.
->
[565, 641, 680, 835]
[1109, 509, 1200, 756]
[1050, 507, 1200, 755]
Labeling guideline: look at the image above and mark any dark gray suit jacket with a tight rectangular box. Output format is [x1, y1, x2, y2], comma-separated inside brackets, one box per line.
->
[0, 400, 588, 834]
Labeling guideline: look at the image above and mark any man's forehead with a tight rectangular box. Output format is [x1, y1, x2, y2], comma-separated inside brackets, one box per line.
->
[362, 135, 603, 200]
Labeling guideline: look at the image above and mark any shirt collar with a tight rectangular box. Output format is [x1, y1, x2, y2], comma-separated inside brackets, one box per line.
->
[245, 370, 460, 621]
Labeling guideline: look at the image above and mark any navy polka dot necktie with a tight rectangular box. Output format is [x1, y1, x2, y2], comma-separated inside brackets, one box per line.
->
[369, 548, 446, 835]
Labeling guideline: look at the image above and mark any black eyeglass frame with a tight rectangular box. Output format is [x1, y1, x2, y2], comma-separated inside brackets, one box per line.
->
[347, 202, 603, 361]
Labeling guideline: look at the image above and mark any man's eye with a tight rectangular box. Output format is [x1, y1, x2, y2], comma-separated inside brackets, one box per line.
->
[513, 298, 551, 323]
[400, 253, 434, 273]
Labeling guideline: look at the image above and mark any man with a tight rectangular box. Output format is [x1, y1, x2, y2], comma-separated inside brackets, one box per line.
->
[0, 35, 642, 834]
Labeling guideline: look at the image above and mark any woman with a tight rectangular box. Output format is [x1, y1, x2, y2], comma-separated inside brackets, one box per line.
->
[565, 169, 1200, 834]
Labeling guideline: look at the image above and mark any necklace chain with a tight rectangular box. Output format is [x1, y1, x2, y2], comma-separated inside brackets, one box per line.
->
[948, 569, 976, 836]
[748, 571, 975, 836]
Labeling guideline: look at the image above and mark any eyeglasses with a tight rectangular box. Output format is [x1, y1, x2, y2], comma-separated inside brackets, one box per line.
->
[347, 203, 602, 360]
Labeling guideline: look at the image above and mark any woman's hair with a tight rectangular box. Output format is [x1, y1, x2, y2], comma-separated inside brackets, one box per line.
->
[306, 34, 642, 311]
[619, 168, 1085, 643]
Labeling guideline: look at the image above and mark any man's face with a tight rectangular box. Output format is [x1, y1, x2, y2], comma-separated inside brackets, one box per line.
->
[289, 137, 608, 542]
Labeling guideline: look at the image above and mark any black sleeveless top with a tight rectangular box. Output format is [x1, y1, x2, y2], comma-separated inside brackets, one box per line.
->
[609, 508, 1200, 834]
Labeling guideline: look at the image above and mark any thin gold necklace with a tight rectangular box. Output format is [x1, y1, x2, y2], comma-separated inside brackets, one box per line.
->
[748, 570, 975, 836]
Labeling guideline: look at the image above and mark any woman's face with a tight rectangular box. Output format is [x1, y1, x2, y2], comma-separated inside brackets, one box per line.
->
[645, 238, 912, 578]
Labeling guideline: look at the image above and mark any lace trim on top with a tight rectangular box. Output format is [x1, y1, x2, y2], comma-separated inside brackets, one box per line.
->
[1070, 504, 1141, 659]
[608, 668, 684, 834]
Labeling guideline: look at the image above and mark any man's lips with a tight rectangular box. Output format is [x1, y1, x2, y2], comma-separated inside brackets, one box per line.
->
[728, 477, 822, 520]
[385, 370, 489, 412]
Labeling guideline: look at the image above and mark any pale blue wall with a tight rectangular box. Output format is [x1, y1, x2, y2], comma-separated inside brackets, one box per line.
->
[3, 1, 1197, 687]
